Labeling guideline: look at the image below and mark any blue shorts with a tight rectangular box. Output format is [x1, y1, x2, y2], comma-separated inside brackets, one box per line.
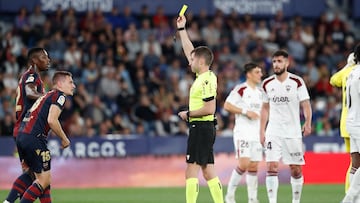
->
[16, 133, 51, 173]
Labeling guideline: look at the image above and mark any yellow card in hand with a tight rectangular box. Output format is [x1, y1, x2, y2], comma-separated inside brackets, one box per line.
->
[179, 4, 188, 16]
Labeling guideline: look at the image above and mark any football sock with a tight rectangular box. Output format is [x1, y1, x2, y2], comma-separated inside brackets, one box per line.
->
[246, 171, 258, 201]
[291, 175, 303, 203]
[266, 172, 278, 203]
[186, 178, 199, 203]
[6, 172, 33, 202]
[39, 185, 51, 203]
[226, 167, 244, 196]
[20, 182, 44, 203]
[343, 167, 360, 202]
[349, 167, 357, 186]
[345, 162, 352, 192]
[207, 176, 223, 203]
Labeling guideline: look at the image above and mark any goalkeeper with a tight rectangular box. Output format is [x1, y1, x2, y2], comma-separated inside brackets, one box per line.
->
[329, 52, 356, 192]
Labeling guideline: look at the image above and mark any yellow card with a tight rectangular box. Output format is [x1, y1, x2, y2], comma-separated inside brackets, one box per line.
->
[179, 4, 188, 16]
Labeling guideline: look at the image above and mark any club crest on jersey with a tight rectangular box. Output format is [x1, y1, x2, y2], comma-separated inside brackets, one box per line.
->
[25, 74, 35, 83]
[286, 85, 291, 92]
[35, 149, 41, 155]
[57, 95, 66, 105]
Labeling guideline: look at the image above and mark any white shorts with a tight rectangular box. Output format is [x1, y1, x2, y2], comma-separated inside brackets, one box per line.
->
[265, 135, 305, 165]
[350, 135, 360, 153]
[233, 138, 263, 162]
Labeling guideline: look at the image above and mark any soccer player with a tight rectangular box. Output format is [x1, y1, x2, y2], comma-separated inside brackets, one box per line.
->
[260, 50, 312, 203]
[224, 63, 263, 203]
[16, 71, 75, 203]
[176, 15, 223, 203]
[330, 52, 356, 192]
[341, 44, 360, 203]
[4, 47, 50, 203]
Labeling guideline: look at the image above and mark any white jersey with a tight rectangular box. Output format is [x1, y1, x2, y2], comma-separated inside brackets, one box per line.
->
[261, 72, 310, 138]
[346, 65, 360, 138]
[225, 82, 262, 141]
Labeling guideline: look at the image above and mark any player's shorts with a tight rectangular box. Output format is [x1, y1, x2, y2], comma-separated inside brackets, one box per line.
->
[186, 121, 216, 165]
[16, 133, 51, 173]
[265, 135, 305, 165]
[233, 137, 263, 161]
[349, 135, 360, 153]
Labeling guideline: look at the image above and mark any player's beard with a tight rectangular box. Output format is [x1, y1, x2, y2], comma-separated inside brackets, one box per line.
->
[274, 66, 286, 75]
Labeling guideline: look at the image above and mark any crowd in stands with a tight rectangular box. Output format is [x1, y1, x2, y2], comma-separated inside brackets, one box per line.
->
[0, 4, 358, 137]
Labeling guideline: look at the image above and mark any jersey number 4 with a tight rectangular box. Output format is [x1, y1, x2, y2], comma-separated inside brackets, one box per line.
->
[267, 142, 272, 150]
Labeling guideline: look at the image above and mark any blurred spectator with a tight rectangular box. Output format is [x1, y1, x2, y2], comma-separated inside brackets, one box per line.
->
[64, 42, 82, 74]
[112, 113, 133, 135]
[138, 19, 154, 42]
[4, 53, 20, 75]
[201, 21, 221, 49]
[29, 5, 46, 29]
[63, 8, 77, 28]
[14, 7, 31, 45]
[106, 7, 122, 30]
[82, 43, 102, 66]
[121, 6, 139, 30]
[256, 20, 271, 41]
[300, 24, 315, 47]
[0, 113, 14, 136]
[98, 67, 120, 114]
[2, 31, 24, 56]
[137, 5, 152, 26]
[287, 32, 306, 63]
[47, 31, 67, 63]
[152, 6, 168, 28]
[83, 95, 109, 127]
[133, 95, 158, 135]
[16, 47, 28, 70]
[81, 60, 99, 94]
[67, 111, 86, 137]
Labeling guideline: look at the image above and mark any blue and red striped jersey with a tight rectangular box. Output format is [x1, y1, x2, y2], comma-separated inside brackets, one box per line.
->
[13, 68, 44, 138]
[19, 90, 66, 138]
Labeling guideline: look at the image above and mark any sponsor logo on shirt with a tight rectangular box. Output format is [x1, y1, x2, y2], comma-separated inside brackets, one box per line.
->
[272, 96, 290, 103]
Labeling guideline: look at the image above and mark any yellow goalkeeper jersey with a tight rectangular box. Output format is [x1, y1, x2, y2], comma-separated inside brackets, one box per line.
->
[330, 64, 356, 138]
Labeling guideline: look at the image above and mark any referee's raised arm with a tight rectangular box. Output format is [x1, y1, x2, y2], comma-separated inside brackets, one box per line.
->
[176, 16, 194, 63]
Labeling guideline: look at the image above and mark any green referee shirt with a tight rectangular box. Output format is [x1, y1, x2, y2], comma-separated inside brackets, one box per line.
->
[189, 70, 217, 122]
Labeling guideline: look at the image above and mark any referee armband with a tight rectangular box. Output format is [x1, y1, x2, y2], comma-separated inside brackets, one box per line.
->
[203, 96, 214, 102]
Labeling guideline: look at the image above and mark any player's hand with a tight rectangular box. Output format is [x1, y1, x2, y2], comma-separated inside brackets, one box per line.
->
[302, 123, 312, 137]
[260, 131, 266, 146]
[176, 16, 186, 29]
[347, 52, 355, 66]
[245, 111, 260, 120]
[178, 110, 188, 121]
[61, 137, 70, 149]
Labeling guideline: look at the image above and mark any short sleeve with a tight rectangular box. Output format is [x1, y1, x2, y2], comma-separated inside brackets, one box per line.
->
[202, 73, 217, 102]
[260, 82, 269, 103]
[297, 78, 310, 101]
[24, 73, 36, 84]
[54, 94, 66, 110]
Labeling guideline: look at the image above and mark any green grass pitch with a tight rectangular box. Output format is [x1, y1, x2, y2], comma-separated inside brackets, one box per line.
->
[0, 184, 344, 203]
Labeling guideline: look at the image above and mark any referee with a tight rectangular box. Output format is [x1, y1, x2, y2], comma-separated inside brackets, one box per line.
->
[177, 15, 223, 203]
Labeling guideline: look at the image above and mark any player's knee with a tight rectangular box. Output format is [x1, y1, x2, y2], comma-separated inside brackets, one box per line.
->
[247, 162, 259, 172]
[290, 165, 302, 178]
[26, 169, 36, 181]
[350, 166, 358, 174]
[266, 162, 278, 172]
[36, 172, 52, 188]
